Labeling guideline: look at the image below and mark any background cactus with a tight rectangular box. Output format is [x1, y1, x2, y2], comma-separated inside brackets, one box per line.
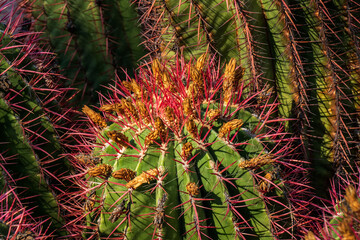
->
[0, 23, 80, 238]
[20, 0, 146, 104]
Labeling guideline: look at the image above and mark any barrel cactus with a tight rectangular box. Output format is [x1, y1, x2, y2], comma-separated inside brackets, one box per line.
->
[77, 55, 308, 239]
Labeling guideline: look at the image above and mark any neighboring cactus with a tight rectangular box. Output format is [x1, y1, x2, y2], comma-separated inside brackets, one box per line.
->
[0, 26, 79, 238]
[78, 55, 308, 239]
[19, 0, 146, 103]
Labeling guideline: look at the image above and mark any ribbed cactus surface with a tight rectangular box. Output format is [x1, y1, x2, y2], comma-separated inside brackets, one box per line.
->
[79, 56, 302, 239]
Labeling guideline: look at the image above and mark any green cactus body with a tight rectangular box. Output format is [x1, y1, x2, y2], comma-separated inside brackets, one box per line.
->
[259, 0, 294, 121]
[230, 0, 275, 96]
[0, 98, 66, 235]
[80, 56, 295, 239]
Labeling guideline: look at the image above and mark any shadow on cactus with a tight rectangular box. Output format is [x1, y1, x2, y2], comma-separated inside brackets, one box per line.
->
[76, 55, 308, 239]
